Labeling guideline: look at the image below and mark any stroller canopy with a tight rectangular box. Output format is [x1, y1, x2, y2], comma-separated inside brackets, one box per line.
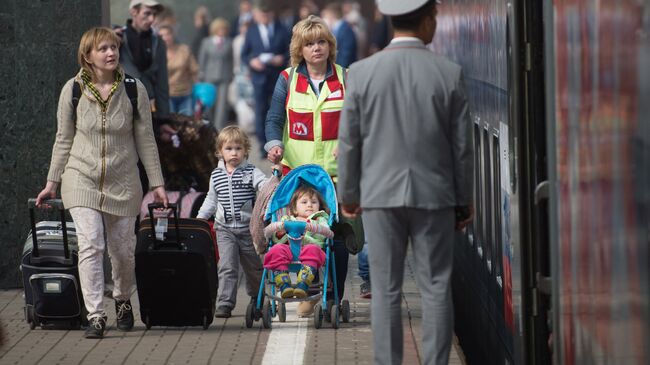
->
[265, 164, 338, 225]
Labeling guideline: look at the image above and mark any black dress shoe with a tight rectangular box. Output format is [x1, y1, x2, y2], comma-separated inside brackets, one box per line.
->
[115, 300, 134, 331]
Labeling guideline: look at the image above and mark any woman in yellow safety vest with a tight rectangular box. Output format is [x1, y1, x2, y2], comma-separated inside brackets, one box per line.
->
[264, 15, 351, 317]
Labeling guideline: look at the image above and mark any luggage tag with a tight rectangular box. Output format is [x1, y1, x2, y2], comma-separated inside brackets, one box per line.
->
[155, 217, 168, 241]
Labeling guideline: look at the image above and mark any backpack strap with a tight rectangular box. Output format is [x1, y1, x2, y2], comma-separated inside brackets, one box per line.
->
[71, 74, 139, 122]
[71, 81, 81, 123]
[123, 74, 139, 120]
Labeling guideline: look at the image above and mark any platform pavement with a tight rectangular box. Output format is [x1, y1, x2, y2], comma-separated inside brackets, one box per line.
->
[0, 135, 465, 364]
[0, 249, 464, 365]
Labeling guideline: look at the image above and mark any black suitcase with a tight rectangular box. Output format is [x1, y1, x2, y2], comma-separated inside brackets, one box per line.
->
[20, 199, 86, 329]
[135, 203, 217, 329]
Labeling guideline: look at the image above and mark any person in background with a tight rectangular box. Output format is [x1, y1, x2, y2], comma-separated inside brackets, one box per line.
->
[342, 1, 369, 59]
[191, 6, 211, 59]
[298, 0, 320, 20]
[228, 19, 256, 134]
[321, 3, 357, 68]
[241, 2, 290, 157]
[36, 27, 168, 339]
[198, 18, 234, 131]
[231, 0, 253, 37]
[159, 25, 199, 117]
[196, 126, 266, 318]
[369, 6, 392, 54]
[153, 5, 176, 32]
[337, 1, 474, 364]
[119, 0, 169, 119]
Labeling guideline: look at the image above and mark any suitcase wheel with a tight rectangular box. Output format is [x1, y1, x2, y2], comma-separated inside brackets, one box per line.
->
[202, 315, 209, 330]
[145, 315, 152, 330]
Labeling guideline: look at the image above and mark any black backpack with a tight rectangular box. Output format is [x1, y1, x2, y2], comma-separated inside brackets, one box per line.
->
[71, 74, 138, 121]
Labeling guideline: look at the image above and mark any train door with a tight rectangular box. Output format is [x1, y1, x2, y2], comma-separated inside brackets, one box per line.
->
[517, 0, 553, 363]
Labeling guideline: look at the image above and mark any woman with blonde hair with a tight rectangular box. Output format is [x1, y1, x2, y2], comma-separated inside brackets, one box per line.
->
[264, 15, 355, 317]
[36, 27, 168, 338]
[198, 17, 234, 130]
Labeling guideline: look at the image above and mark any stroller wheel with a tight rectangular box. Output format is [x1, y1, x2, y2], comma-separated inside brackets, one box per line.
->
[341, 300, 351, 323]
[330, 304, 340, 329]
[278, 302, 287, 322]
[245, 303, 254, 328]
[313, 303, 323, 329]
[262, 298, 272, 329]
[324, 299, 333, 322]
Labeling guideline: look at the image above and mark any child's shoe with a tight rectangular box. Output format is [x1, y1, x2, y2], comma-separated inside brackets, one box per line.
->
[274, 271, 294, 298]
[294, 265, 316, 298]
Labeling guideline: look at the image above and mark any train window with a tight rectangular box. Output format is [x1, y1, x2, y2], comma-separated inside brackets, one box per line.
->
[472, 122, 482, 249]
[483, 127, 492, 272]
[492, 134, 503, 283]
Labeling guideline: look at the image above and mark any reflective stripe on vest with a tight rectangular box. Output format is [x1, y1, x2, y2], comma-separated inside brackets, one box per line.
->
[281, 63, 346, 177]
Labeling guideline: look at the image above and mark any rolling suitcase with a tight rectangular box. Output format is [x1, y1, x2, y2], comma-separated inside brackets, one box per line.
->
[20, 199, 86, 329]
[135, 203, 217, 329]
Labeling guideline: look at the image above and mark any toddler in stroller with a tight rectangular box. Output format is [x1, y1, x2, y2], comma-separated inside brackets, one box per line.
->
[247, 165, 350, 329]
[264, 184, 331, 299]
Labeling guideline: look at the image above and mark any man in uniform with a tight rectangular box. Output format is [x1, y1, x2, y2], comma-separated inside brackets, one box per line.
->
[337, 1, 474, 364]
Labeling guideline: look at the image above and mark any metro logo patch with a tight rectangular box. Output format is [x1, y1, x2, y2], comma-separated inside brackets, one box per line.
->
[292, 122, 309, 136]
[288, 109, 314, 141]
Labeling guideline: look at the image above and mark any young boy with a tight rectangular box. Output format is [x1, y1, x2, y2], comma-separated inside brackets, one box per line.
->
[196, 126, 266, 318]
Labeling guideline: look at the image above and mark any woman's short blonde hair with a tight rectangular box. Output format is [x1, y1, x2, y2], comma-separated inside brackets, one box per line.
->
[77, 27, 121, 77]
[209, 18, 230, 36]
[215, 126, 251, 159]
[289, 15, 337, 67]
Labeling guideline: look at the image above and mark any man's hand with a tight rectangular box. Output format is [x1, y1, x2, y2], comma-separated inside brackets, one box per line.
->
[455, 205, 474, 231]
[341, 203, 362, 219]
[267, 146, 284, 164]
[270, 55, 285, 67]
[250, 58, 265, 72]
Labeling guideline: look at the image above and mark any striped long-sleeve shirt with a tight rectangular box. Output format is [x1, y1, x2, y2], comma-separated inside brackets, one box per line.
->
[197, 160, 268, 229]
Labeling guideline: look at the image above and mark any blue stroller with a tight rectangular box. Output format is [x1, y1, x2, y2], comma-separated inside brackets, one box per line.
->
[245, 165, 351, 329]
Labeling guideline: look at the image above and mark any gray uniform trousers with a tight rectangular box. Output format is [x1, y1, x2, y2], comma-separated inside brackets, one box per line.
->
[362, 207, 454, 365]
[216, 227, 263, 309]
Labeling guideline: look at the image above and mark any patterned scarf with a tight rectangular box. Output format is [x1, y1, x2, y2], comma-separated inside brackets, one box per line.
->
[80, 69, 123, 112]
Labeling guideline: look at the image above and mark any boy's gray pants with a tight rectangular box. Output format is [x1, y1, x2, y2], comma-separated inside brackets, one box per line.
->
[216, 227, 263, 309]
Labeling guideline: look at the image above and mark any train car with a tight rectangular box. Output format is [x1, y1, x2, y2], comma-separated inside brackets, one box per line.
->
[432, 0, 649, 364]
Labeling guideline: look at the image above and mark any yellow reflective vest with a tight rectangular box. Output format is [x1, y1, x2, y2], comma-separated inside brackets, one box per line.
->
[281, 63, 346, 176]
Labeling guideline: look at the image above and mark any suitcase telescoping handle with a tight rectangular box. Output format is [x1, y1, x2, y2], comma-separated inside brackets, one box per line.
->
[147, 203, 182, 249]
[27, 198, 70, 259]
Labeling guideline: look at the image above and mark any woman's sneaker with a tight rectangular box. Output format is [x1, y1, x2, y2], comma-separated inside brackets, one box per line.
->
[84, 316, 106, 339]
[115, 300, 134, 331]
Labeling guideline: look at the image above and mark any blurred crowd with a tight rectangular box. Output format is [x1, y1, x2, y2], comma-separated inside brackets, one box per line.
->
[150, 0, 391, 136]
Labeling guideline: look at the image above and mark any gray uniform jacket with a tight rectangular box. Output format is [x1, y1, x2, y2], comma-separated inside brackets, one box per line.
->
[119, 29, 170, 117]
[337, 39, 473, 209]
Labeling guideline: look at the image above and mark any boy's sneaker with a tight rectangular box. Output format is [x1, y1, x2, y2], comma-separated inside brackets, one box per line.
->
[115, 300, 134, 331]
[215, 306, 232, 318]
[360, 281, 372, 299]
[84, 316, 106, 339]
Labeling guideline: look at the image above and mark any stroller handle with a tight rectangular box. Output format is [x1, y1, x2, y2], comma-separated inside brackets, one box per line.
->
[264, 220, 334, 240]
